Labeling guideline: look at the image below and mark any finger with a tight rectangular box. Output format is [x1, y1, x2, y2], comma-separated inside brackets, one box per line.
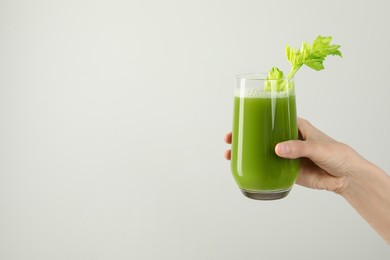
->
[275, 140, 328, 164]
[295, 158, 327, 189]
[224, 132, 232, 144]
[296, 158, 343, 192]
[224, 149, 231, 160]
[297, 117, 334, 142]
[297, 117, 312, 140]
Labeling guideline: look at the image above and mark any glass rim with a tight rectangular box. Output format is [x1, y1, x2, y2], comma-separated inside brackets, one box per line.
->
[236, 73, 294, 81]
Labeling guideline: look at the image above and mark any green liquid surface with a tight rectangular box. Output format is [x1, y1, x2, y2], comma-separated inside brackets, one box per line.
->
[231, 94, 300, 191]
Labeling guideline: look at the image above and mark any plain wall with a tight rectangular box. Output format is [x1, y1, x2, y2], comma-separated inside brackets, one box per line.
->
[1, 0, 389, 259]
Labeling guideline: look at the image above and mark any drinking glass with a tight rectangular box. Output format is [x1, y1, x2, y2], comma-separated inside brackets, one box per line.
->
[230, 74, 300, 200]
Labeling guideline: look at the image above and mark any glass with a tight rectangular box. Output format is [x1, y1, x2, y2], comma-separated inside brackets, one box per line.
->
[230, 74, 300, 200]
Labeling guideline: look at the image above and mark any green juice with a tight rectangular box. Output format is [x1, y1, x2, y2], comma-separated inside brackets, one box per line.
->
[231, 91, 300, 194]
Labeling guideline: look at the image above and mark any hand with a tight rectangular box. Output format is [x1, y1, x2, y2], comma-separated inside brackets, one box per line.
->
[225, 118, 365, 194]
[226, 118, 390, 243]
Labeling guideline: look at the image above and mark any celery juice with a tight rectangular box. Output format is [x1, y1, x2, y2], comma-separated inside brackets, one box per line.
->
[231, 79, 300, 200]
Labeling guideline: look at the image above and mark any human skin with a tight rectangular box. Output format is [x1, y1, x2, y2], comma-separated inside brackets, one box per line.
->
[224, 118, 390, 244]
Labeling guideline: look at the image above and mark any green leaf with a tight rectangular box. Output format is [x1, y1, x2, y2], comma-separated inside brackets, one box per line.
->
[263, 35, 342, 91]
[286, 35, 342, 79]
[268, 67, 284, 80]
[265, 67, 286, 91]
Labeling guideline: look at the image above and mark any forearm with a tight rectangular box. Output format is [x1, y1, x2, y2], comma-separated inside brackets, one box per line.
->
[341, 159, 390, 244]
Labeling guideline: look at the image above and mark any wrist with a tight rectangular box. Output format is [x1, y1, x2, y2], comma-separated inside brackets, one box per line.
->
[337, 157, 390, 244]
[339, 157, 387, 199]
[329, 144, 368, 195]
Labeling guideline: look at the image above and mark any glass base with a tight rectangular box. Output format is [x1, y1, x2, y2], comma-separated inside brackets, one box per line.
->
[241, 188, 291, 200]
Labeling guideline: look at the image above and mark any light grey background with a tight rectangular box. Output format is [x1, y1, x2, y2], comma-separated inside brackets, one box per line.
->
[1, 0, 389, 259]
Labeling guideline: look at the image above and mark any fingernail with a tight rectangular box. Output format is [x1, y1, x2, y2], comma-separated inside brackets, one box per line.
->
[276, 143, 289, 155]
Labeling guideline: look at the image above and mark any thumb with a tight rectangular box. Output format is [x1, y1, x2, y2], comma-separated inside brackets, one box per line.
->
[275, 140, 311, 159]
[275, 140, 330, 165]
